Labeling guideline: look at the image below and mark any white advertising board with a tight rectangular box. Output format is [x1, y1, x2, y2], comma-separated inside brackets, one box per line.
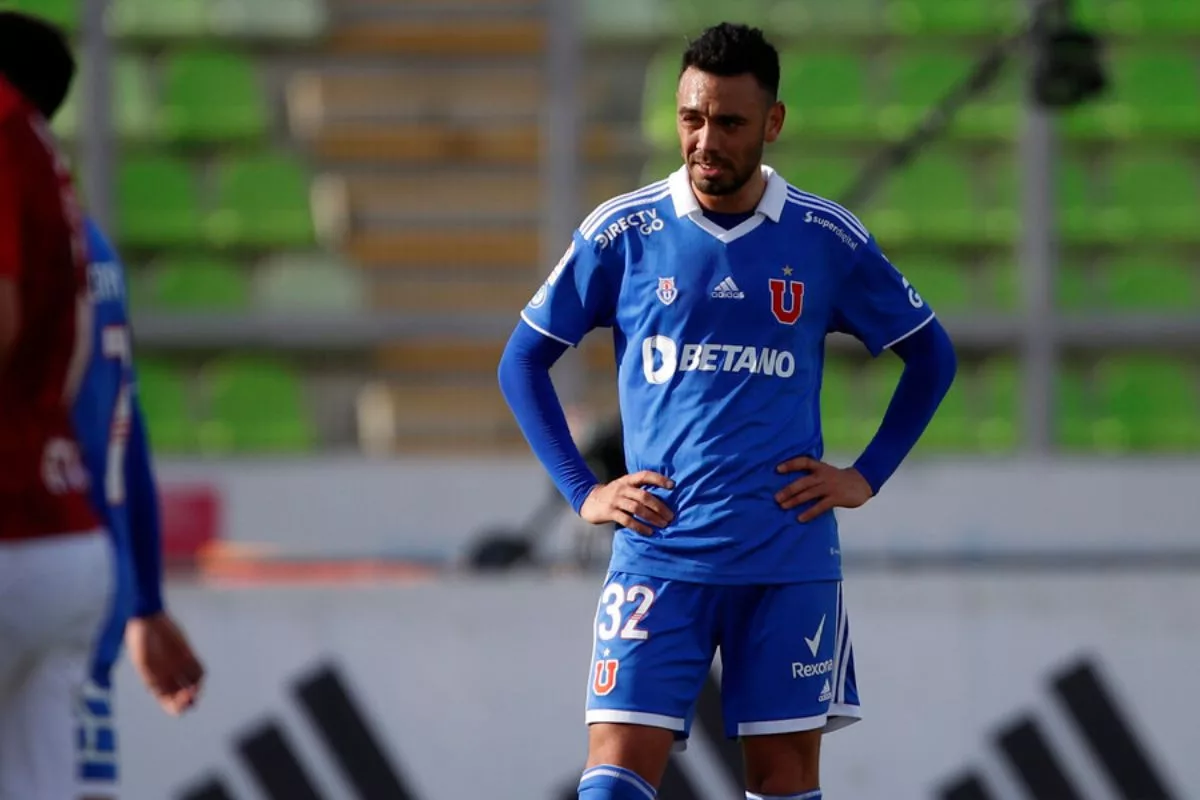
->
[114, 572, 1199, 800]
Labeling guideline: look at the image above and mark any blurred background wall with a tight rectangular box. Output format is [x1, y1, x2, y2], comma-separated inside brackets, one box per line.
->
[12, 0, 1200, 796]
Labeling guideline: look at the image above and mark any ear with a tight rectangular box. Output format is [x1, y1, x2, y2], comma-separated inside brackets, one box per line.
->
[764, 100, 785, 145]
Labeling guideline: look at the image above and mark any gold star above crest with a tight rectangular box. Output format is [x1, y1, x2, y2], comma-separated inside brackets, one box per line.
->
[782, 266, 794, 276]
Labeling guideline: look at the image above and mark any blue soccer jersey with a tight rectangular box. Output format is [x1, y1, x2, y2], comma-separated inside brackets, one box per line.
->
[521, 165, 934, 584]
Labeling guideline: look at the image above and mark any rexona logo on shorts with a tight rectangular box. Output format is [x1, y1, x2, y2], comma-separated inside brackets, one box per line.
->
[641, 335, 796, 385]
[791, 658, 835, 679]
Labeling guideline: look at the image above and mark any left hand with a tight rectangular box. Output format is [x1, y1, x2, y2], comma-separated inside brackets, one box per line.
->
[774, 456, 875, 523]
[124, 612, 205, 717]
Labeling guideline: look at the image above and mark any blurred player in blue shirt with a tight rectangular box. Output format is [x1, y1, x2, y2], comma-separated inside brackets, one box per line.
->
[499, 23, 957, 800]
[72, 218, 205, 796]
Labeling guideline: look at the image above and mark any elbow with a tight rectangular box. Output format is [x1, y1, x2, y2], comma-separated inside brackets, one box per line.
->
[933, 320, 959, 395]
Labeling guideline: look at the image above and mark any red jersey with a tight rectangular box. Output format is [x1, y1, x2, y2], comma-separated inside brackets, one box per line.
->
[0, 76, 99, 540]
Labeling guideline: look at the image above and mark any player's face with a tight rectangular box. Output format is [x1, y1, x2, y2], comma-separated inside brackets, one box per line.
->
[677, 67, 784, 199]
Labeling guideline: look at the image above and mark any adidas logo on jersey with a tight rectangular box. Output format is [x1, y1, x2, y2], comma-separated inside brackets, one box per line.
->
[819, 679, 833, 703]
[711, 277, 744, 300]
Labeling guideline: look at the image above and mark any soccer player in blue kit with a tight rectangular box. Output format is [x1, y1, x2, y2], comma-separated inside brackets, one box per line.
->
[499, 22, 958, 800]
[72, 218, 205, 797]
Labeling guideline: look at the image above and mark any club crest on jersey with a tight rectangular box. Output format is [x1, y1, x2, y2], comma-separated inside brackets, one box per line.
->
[593, 659, 620, 696]
[769, 278, 805, 325]
[656, 277, 678, 306]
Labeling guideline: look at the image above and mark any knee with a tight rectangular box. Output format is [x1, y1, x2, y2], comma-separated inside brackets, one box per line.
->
[743, 730, 822, 795]
[586, 722, 676, 787]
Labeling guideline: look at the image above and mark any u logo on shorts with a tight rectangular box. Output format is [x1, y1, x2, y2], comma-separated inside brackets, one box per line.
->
[593, 659, 620, 696]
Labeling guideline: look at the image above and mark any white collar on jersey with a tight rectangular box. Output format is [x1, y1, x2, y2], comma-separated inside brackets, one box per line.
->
[668, 163, 788, 244]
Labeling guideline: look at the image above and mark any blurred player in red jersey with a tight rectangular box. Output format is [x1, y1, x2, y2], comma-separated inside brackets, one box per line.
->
[0, 12, 116, 800]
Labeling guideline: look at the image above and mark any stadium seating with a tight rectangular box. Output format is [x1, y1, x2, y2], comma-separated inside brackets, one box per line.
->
[159, 50, 268, 144]
[42, 0, 1198, 456]
[198, 357, 315, 454]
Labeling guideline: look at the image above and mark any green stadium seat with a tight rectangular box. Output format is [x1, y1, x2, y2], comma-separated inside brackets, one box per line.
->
[1062, 52, 1200, 140]
[208, 0, 328, 40]
[992, 157, 1098, 244]
[1102, 255, 1198, 310]
[884, 0, 1021, 34]
[899, 257, 973, 312]
[53, 56, 157, 143]
[669, 0, 774, 32]
[159, 51, 268, 144]
[641, 48, 681, 151]
[955, 59, 1024, 140]
[769, 153, 859, 201]
[871, 154, 980, 244]
[1105, 154, 1200, 243]
[134, 359, 195, 454]
[976, 359, 1020, 452]
[878, 52, 973, 140]
[149, 257, 251, 312]
[107, 0, 208, 39]
[254, 253, 364, 313]
[1056, 260, 1097, 311]
[3, 0, 79, 31]
[819, 359, 859, 453]
[778, 52, 872, 140]
[770, 0, 881, 35]
[1095, 357, 1200, 451]
[117, 155, 204, 249]
[199, 357, 315, 453]
[1074, 0, 1200, 35]
[207, 155, 316, 249]
[987, 262, 1020, 312]
[1055, 368, 1103, 452]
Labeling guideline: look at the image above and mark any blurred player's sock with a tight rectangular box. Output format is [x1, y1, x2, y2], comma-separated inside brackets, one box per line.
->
[578, 765, 657, 799]
[746, 791, 822, 800]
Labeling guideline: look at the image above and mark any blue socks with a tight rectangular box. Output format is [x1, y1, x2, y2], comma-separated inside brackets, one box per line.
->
[578, 765, 657, 799]
[746, 792, 822, 800]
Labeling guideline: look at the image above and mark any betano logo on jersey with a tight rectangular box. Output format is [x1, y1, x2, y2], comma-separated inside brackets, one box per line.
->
[593, 209, 664, 249]
[641, 335, 796, 385]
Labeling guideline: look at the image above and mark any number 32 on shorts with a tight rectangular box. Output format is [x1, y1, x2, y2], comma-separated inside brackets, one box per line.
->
[593, 582, 656, 696]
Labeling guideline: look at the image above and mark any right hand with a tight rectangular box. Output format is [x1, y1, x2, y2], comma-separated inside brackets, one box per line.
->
[124, 612, 205, 717]
[580, 471, 676, 536]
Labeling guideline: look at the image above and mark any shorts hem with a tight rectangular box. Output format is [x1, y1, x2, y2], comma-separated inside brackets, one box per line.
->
[586, 709, 687, 732]
[825, 702, 863, 733]
[737, 713, 827, 736]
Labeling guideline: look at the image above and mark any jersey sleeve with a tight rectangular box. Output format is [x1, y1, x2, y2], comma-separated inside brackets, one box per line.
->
[0, 125, 24, 280]
[830, 236, 936, 357]
[519, 229, 619, 348]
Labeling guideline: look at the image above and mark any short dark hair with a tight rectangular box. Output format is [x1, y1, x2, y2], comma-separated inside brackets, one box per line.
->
[680, 22, 780, 100]
[0, 11, 76, 120]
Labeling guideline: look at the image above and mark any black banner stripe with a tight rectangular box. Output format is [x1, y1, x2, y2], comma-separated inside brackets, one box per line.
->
[938, 772, 997, 800]
[178, 777, 237, 800]
[657, 757, 702, 800]
[696, 669, 742, 786]
[996, 717, 1084, 800]
[237, 721, 326, 800]
[293, 664, 419, 800]
[1052, 660, 1175, 800]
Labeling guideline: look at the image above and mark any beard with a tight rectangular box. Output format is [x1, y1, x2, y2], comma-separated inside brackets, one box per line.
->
[688, 149, 762, 197]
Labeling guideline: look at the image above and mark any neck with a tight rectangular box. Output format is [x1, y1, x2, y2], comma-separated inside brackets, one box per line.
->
[694, 166, 767, 215]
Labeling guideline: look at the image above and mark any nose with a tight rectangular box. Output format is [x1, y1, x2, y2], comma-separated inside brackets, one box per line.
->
[695, 121, 721, 154]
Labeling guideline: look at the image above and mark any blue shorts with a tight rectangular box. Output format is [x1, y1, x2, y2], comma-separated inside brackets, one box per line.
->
[585, 571, 862, 742]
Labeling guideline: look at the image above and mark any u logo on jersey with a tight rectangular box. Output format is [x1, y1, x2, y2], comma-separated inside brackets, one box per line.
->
[593, 659, 620, 696]
[769, 279, 805, 325]
[656, 277, 678, 306]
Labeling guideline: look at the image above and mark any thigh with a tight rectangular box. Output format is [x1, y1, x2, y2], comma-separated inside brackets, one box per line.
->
[720, 580, 847, 740]
[585, 571, 719, 743]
